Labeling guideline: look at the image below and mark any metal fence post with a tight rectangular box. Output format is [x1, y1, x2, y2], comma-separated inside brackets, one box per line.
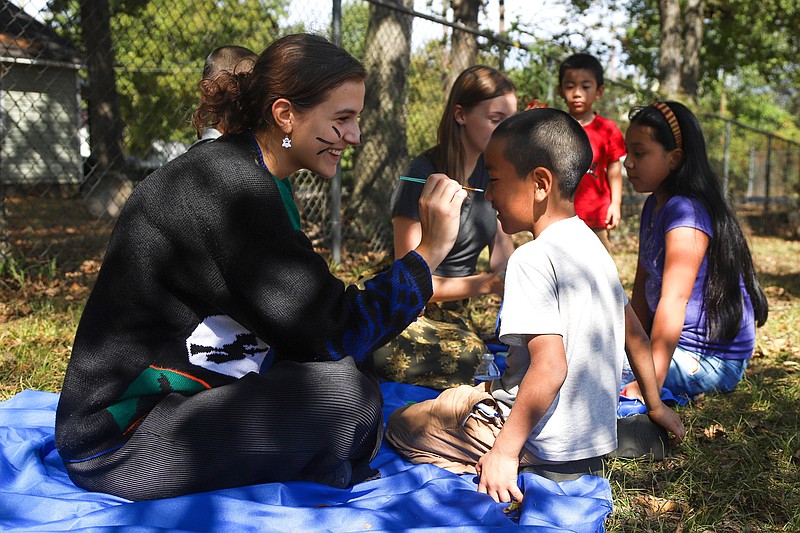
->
[0, 68, 6, 262]
[330, 0, 343, 264]
[764, 135, 772, 223]
[722, 118, 731, 198]
[0, 163, 6, 263]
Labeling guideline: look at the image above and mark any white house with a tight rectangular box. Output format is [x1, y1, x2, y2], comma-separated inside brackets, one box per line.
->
[1, 0, 83, 188]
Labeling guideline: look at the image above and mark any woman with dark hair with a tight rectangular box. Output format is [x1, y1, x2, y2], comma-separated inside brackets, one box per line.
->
[55, 33, 467, 501]
[373, 65, 517, 389]
[622, 101, 768, 400]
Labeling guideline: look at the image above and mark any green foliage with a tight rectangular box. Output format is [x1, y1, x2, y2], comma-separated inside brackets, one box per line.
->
[0, 255, 58, 291]
[47, 0, 291, 157]
[406, 39, 449, 158]
[0, 298, 79, 400]
[0, 255, 28, 290]
[504, 1, 618, 67]
[111, 0, 289, 155]
[619, 0, 660, 82]
[702, 68, 800, 140]
[45, 0, 81, 43]
[702, 0, 800, 89]
[504, 54, 558, 109]
[621, 0, 800, 133]
[340, 0, 369, 62]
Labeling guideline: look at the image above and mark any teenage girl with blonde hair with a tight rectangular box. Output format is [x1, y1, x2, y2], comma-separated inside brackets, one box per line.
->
[373, 65, 517, 388]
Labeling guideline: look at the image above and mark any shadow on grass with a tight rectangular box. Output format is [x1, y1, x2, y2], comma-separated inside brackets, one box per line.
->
[607, 369, 800, 532]
[760, 272, 800, 299]
[740, 208, 799, 241]
[5, 196, 112, 272]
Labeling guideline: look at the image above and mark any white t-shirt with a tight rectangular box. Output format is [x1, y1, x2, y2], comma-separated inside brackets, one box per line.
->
[492, 216, 625, 462]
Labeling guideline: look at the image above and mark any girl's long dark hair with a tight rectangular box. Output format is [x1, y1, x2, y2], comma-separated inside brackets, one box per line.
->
[629, 102, 768, 340]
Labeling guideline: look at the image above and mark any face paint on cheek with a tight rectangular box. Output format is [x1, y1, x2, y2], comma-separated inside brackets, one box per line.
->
[332, 126, 341, 138]
[315, 136, 334, 155]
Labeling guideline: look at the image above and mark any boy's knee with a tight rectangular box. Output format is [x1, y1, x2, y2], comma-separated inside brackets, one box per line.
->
[385, 401, 425, 441]
[385, 404, 422, 458]
[386, 384, 492, 442]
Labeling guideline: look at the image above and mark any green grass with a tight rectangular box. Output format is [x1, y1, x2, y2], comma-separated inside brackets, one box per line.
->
[607, 233, 800, 532]
[0, 258, 93, 399]
[1, 233, 798, 531]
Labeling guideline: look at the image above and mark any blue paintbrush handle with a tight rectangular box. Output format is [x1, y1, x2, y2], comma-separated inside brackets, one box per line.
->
[398, 175, 483, 193]
[399, 176, 428, 184]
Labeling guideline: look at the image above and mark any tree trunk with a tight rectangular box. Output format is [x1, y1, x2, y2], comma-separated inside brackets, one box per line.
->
[80, 0, 131, 218]
[657, 0, 682, 99]
[80, 0, 125, 174]
[446, 0, 481, 92]
[349, 0, 413, 252]
[680, 0, 704, 101]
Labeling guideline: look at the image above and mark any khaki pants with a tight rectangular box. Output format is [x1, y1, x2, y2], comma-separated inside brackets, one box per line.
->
[385, 384, 540, 475]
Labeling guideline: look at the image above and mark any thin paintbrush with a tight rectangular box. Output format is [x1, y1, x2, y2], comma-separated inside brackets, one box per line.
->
[399, 175, 484, 193]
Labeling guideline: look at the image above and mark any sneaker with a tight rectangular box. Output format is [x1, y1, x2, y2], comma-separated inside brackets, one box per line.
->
[300, 457, 353, 489]
[321, 460, 353, 489]
[610, 414, 669, 460]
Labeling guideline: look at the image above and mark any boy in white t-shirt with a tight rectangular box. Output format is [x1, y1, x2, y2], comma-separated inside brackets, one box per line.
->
[385, 108, 685, 503]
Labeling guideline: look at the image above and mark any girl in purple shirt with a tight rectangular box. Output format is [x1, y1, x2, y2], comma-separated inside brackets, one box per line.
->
[622, 101, 768, 399]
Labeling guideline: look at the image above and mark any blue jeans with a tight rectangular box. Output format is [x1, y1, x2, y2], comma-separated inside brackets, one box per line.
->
[663, 345, 749, 399]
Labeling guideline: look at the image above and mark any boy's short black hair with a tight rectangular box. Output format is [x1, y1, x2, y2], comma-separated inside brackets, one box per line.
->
[203, 45, 257, 80]
[492, 108, 593, 199]
[558, 53, 604, 87]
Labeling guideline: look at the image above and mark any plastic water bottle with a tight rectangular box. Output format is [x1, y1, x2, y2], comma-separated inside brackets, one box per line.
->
[475, 353, 502, 382]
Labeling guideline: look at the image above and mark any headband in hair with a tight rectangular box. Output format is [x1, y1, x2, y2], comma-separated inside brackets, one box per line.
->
[652, 101, 682, 149]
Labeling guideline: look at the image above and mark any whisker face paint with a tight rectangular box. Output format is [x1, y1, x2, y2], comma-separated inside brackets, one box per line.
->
[316, 135, 335, 155]
[315, 128, 340, 155]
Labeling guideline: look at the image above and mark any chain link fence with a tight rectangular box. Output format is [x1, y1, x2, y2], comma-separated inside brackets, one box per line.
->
[2, 0, 798, 274]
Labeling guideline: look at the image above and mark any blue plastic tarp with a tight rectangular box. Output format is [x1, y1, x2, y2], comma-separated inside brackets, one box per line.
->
[617, 386, 689, 418]
[0, 384, 613, 532]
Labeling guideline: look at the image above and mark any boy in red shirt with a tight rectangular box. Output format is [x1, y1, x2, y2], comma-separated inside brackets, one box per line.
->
[558, 53, 626, 250]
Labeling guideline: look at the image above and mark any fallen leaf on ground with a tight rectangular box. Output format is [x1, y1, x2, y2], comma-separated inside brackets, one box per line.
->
[632, 494, 684, 515]
[702, 424, 727, 439]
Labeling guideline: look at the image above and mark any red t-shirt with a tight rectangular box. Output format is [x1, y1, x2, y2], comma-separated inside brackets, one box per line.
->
[574, 114, 626, 228]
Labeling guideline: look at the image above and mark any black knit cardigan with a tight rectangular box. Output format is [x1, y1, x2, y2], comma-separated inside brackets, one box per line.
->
[55, 134, 432, 461]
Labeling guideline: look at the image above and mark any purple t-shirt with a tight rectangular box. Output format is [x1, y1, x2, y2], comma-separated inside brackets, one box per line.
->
[639, 195, 756, 360]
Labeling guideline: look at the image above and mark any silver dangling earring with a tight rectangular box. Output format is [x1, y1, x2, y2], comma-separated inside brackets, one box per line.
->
[282, 135, 292, 149]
